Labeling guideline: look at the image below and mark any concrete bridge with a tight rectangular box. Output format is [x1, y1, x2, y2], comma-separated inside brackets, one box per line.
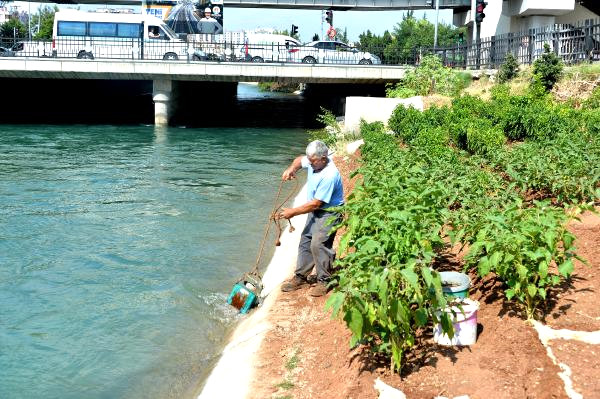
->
[0, 57, 407, 125]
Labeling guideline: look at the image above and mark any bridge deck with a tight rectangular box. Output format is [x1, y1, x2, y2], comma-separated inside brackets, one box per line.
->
[0, 58, 408, 83]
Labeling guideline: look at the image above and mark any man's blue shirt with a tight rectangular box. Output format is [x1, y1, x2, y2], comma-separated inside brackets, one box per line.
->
[301, 156, 344, 209]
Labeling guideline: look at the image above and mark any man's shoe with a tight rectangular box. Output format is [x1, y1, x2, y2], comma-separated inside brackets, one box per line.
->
[308, 282, 328, 297]
[306, 274, 317, 285]
[281, 275, 308, 292]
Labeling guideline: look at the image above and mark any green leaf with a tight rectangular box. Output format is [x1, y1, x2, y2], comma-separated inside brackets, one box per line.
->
[338, 232, 351, 255]
[361, 239, 380, 254]
[439, 313, 454, 339]
[538, 261, 548, 279]
[527, 284, 537, 298]
[401, 268, 420, 290]
[558, 259, 574, 277]
[538, 287, 546, 300]
[478, 256, 491, 276]
[489, 251, 502, 268]
[517, 264, 528, 279]
[551, 275, 561, 285]
[562, 233, 575, 250]
[414, 308, 428, 326]
[505, 288, 516, 299]
[421, 267, 434, 287]
[344, 308, 364, 345]
[324, 292, 345, 318]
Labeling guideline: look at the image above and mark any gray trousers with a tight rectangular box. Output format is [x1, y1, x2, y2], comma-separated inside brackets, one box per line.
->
[294, 210, 341, 283]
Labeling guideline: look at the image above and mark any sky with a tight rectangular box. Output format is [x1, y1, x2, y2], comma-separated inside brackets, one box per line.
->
[11, 2, 454, 42]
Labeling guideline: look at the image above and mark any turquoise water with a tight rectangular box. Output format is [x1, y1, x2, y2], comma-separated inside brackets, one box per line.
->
[0, 123, 307, 398]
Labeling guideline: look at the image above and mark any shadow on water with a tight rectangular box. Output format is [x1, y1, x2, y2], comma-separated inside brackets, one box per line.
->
[0, 78, 385, 128]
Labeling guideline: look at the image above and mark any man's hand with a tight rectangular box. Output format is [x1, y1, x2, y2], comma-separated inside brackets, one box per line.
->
[282, 155, 303, 181]
[277, 208, 296, 220]
[282, 168, 296, 181]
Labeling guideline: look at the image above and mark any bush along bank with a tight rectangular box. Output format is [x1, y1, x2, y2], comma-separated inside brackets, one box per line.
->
[326, 84, 600, 374]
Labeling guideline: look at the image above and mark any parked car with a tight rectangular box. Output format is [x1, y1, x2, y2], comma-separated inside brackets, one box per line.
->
[236, 33, 301, 63]
[9, 41, 53, 57]
[294, 41, 381, 65]
[0, 46, 16, 57]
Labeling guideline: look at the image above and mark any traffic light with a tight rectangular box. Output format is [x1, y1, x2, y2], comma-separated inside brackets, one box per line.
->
[325, 10, 333, 26]
[475, 0, 487, 23]
[291, 24, 298, 36]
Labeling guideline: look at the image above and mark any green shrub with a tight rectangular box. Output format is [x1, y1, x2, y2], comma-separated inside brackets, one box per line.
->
[385, 85, 418, 99]
[533, 44, 563, 91]
[411, 127, 450, 156]
[466, 123, 505, 155]
[466, 200, 582, 319]
[582, 85, 600, 109]
[388, 105, 425, 142]
[497, 54, 519, 83]
[387, 55, 466, 98]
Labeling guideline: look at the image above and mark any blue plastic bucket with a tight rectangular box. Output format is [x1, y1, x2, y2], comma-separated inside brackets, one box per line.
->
[440, 271, 470, 298]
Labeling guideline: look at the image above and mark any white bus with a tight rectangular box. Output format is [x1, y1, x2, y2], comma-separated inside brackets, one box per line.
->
[52, 10, 205, 61]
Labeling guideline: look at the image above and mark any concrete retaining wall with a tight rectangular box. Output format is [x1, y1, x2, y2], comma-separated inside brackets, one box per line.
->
[343, 96, 423, 133]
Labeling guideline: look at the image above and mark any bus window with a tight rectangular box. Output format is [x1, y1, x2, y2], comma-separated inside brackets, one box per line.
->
[117, 23, 141, 38]
[57, 21, 86, 36]
[89, 22, 117, 37]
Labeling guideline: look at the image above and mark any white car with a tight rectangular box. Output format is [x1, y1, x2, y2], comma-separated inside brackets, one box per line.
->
[236, 34, 301, 63]
[295, 41, 381, 65]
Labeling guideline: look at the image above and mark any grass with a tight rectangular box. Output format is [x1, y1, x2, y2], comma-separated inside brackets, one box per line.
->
[563, 63, 600, 79]
[276, 379, 295, 390]
[285, 349, 300, 371]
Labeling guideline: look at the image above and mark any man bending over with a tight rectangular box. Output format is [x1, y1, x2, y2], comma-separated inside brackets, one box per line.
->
[277, 140, 344, 297]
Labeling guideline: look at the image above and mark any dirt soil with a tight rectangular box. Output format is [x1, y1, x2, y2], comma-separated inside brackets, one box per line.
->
[246, 153, 600, 399]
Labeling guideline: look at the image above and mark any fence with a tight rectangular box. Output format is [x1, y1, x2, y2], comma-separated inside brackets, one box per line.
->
[422, 18, 600, 69]
[2, 17, 600, 68]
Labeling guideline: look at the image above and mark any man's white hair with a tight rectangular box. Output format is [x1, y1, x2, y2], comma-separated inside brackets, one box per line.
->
[306, 140, 329, 158]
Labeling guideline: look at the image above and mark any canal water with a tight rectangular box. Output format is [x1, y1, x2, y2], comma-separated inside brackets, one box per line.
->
[0, 84, 309, 399]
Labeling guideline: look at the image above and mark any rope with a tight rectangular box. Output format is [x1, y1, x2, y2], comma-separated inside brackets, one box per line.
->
[249, 177, 300, 279]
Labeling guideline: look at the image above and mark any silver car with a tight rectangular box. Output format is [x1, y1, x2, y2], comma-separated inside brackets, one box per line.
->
[295, 41, 381, 65]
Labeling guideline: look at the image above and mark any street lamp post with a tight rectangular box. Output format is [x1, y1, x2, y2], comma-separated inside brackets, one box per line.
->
[434, 0, 440, 49]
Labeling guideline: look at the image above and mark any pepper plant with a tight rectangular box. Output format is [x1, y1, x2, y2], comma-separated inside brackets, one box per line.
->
[465, 200, 585, 319]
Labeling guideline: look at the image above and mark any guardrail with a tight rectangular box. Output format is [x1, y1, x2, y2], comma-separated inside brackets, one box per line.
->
[2, 18, 600, 68]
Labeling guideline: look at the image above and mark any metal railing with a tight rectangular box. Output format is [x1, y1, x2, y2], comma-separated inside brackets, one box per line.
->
[421, 18, 600, 69]
[2, 17, 600, 68]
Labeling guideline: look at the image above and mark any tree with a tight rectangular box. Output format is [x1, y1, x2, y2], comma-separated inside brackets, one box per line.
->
[33, 6, 58, 40]
[356, 29, 393, 63]
[497, 53, 519, 83]
[357, 12, 461, 64]
[0, 18, 27, 39]
[274, 28, 299, 41]
[533, 43, 563, 91]
[312, 33, 319, 41]
[336, 27, 348, 43]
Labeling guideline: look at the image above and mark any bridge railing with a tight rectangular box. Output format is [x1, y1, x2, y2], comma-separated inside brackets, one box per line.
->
[420, 18, 600, 69]
[2, 18, 600, 68]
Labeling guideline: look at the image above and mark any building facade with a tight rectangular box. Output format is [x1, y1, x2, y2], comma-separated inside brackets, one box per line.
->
[454, 0, 600, 43]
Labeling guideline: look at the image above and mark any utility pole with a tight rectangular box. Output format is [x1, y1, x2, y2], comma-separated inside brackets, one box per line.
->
[471, 0, 477, 44]
[321, 10, 324, 41]
[28, 1, 31, 40]
[434, 0, 440, 49]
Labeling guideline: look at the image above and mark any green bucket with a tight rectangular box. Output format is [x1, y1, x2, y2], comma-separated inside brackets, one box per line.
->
[440, 271, 470, 298]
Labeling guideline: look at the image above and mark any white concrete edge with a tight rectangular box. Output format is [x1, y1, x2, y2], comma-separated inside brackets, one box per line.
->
[529, 320, 595, 399]
[197, 184, 308, 399]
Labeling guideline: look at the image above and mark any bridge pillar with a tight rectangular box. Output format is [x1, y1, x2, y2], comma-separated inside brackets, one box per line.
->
[153, 79, 172, 126]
